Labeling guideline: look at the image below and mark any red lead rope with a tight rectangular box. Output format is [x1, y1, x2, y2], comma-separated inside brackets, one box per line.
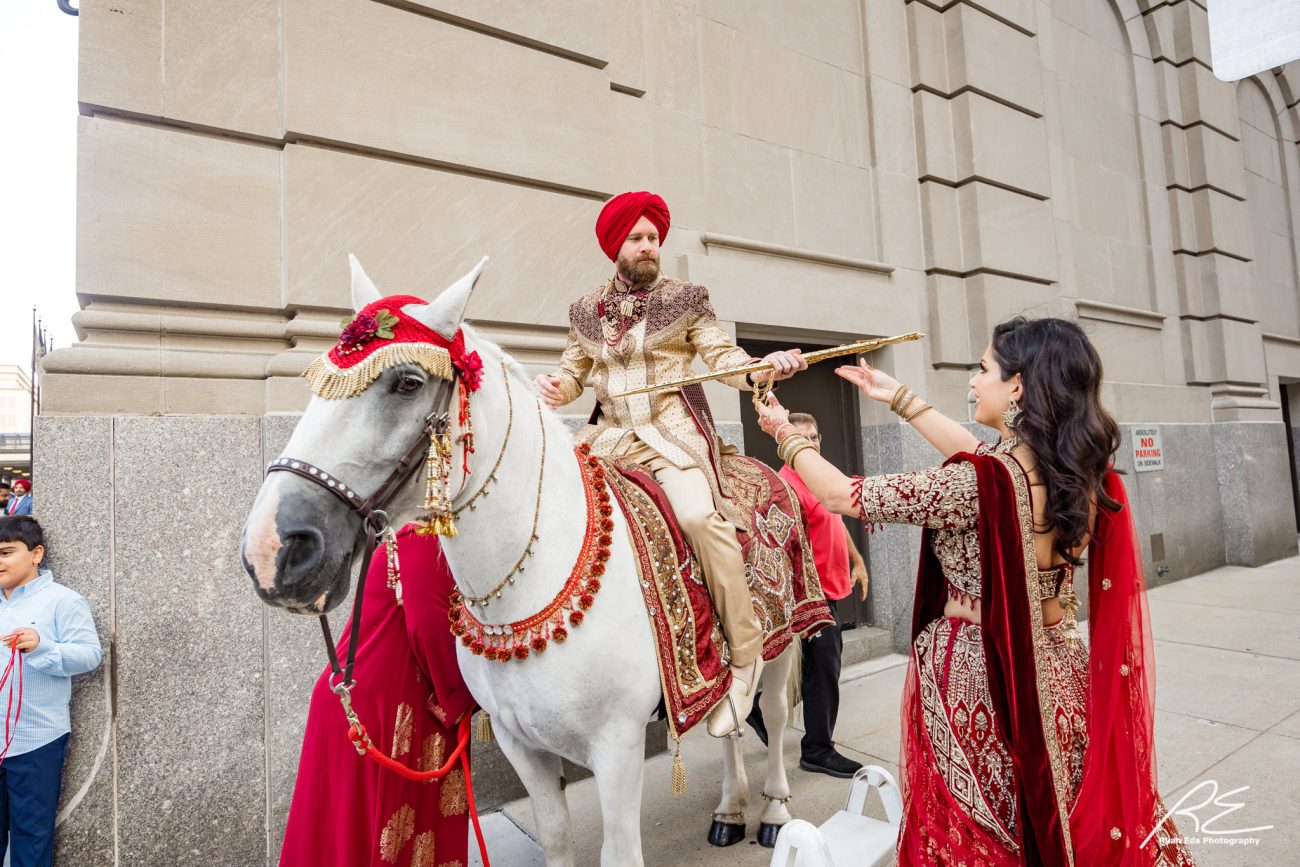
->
[337, 689, 490, 866]
[0, 641, 23, 765]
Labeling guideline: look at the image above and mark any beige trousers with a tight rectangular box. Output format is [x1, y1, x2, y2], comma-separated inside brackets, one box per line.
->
[623, 439, 764, 667]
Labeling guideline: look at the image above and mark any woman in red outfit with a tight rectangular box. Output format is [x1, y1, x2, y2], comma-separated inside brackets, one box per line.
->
[280, 529, 475, 867]
[757, 317, 1194, 866]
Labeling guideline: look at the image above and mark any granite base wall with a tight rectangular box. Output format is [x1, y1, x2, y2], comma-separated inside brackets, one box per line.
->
[1212, 422, 1299, 567]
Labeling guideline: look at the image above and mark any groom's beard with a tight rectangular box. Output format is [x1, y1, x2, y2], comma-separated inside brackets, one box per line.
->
[617, 252, 660, 286]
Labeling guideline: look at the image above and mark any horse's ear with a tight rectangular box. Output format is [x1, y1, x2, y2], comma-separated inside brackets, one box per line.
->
[349, 254, 382, 312]
[405, 256, 489, 339]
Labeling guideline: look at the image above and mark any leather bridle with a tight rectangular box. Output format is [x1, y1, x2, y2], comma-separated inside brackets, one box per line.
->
[265, 379, 456, 690]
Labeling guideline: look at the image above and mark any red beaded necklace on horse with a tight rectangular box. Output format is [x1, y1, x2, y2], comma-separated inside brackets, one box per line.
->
[448, 443, 614, 661]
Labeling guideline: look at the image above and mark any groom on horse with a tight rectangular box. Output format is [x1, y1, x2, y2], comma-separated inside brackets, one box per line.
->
[533, 191, 808, 737]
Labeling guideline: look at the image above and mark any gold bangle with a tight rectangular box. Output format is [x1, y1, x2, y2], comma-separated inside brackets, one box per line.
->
[900, 389, 917, 415]
[891, 388, 915, 417]
[773, 422, 795, 442]
[903, 401, 933, 422]
[889, 384, 910, 413]
[778, 434, 812, 464]
[778, 435, 806, 463]
[785, 442, 816, 465]
[776, 433, 797, 463]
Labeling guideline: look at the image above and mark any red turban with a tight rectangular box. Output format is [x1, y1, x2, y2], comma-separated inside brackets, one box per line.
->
[594, 191, 670, 261]
[12, 479, 30, 493]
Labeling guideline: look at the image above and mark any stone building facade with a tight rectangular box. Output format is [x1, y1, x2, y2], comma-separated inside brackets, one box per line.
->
[37, 1, 1300, 863]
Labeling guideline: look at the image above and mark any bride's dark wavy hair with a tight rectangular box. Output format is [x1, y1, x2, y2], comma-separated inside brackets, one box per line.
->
[992, 317, 1121, 565]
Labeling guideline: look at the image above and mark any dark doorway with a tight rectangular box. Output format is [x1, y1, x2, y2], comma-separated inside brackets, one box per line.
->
[1281, 381, 1300, 532]
[737, 338, 873, 626]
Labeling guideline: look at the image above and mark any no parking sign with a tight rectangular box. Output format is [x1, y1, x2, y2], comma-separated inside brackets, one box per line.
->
[1133, 428, 1164, 473]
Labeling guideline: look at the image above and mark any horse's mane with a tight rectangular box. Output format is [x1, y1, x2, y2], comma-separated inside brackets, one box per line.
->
[460, 321, 545, 400]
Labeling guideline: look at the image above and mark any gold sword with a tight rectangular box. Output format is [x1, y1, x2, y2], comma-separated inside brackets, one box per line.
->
[609, 331, 926, 399]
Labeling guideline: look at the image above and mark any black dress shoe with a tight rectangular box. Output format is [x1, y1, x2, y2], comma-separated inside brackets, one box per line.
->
[799, 751, 863, 779]
[745, 708, 769, 747]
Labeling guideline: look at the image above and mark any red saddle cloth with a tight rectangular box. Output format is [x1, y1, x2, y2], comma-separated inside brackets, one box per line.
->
[603, 452, 833, 738]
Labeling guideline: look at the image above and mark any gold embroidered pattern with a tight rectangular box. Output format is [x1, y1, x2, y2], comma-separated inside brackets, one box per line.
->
[914, 618, 1019, 849]
[439, 768, 468, 817]
[561, 277, 755, 529]
[378, 804, 415, 863]
[1042, 622, 1090, 803]
[1149, 797, 1198, 865]
[1038, 565, 1069, 601]
[604, 462, 717, 706]
[410, 831, 437, 867]
[391, 702, 413, 758]
[437, 861, 464, 867]
[933, 528, 982, 601]
[992, 451, 1076, 864]
[857, 463, 981, 531]
[418, 732, 447, 771]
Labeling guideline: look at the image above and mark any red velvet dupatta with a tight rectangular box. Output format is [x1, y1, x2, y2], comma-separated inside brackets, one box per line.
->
[905, 452, 1169, 866]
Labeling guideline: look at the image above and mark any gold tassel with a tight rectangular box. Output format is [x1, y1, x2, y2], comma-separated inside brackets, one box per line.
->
[383, 527, 403, 605]
[1060, 572, 1081, 648]
[670, 739, 687, 795]
[475, 712, 494, 743]
[421, 433, 459, 537]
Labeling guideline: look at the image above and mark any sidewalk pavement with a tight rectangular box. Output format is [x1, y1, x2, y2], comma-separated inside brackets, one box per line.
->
[473, 557, 1300, 866]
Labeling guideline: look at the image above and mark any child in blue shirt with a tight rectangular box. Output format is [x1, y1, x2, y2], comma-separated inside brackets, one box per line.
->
[0, 516, 102, 867]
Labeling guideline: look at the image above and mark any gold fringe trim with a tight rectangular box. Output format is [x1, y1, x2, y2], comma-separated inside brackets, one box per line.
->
[304, 343, 454, 400]
[670, 739, 687, 795]
[475, 712, 494, 743]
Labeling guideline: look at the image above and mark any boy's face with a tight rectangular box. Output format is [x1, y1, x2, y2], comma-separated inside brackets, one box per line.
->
[0, 540, 44, 594]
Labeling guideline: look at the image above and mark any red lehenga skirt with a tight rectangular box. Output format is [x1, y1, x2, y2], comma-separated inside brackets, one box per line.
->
[897, 616, 1194, 866]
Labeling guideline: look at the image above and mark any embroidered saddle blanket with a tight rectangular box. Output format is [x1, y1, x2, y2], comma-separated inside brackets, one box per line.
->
[602, 453, 833, 739]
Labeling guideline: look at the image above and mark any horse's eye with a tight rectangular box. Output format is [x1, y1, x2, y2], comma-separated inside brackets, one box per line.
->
[394, 374, 424, 395]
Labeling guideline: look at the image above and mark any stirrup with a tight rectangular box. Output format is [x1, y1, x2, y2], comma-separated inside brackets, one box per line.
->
[709, 693, 746, 739]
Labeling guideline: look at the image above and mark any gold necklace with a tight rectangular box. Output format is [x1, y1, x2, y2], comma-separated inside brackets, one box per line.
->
[453, 361, 513, 517]
[459, 398, 546, 608]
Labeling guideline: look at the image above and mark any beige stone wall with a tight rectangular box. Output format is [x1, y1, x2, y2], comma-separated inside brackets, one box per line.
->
[48, 0, 1300, 433]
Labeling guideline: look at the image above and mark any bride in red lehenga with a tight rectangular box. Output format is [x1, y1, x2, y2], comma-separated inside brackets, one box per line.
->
[757, 316, 1195, 866]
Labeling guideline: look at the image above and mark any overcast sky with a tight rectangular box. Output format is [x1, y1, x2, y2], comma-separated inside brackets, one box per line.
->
[0, 4, 81, 373]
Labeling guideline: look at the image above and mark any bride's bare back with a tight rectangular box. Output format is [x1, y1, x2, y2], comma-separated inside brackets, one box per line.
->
[942, 442, 1092, 627]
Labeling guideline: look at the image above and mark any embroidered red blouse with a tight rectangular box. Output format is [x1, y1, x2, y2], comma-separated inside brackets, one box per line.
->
[852, 441, 1066, 606]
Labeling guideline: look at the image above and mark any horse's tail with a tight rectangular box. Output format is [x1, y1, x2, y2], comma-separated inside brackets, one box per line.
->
[785, 638, 803, 713]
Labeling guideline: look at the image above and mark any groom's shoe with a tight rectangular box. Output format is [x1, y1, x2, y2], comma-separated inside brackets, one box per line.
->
[707, 657, 765, 738]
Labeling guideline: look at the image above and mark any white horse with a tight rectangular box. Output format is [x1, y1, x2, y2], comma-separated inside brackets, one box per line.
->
[242, 258, 800, 866]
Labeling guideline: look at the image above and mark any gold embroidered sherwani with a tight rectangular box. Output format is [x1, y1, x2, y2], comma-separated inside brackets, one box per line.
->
[551, 274, 765, 665]
[555, 275, 755, 528]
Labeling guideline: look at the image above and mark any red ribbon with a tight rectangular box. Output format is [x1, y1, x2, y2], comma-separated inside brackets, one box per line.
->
[0, 641, 24, 767]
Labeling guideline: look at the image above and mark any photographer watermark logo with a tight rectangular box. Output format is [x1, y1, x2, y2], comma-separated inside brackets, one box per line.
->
[1142, 780, 1273, 849]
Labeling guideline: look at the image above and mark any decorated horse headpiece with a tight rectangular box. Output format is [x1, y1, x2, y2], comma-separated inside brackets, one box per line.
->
[303, 296, 484, 400]
[302, 255, 490, 537]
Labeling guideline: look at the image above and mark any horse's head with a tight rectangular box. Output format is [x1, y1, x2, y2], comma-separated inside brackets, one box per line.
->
[240, 254, 487, 613]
